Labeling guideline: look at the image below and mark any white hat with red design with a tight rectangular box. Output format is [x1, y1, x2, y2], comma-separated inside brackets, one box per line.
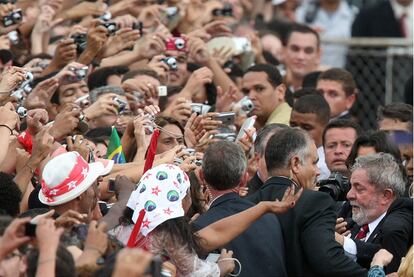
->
[39, 151, 113, 206]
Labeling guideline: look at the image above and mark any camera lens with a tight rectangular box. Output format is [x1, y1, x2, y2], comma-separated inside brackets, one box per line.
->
[174, 38, 185, 49]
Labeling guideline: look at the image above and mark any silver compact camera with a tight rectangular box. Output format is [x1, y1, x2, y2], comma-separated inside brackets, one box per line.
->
[114, 97, 128, 114]
[161, 57, 178, 71]
[239, 96, 254, 113]
[17, 106, 27, 118]
[69, 66, 88, 82]
[11, 71, 33, 101]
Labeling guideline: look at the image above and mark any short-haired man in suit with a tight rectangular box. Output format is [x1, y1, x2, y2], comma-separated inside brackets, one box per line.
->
[193, 141, 287, 277]
[248, 127, 366, 276]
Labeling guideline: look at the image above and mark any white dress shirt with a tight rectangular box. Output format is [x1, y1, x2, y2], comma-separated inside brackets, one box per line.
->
[390, 0, 413, 38]
[296, 1, 358, 67]
[343, 212, 387, 260]
[317, 146, 330, 180]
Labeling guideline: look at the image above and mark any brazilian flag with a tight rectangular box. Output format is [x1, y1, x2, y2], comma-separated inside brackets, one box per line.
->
[106, 127, 126, 164]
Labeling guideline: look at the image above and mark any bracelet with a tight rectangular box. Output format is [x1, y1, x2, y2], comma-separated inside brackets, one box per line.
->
[38, 257, 55, 265]
[0, 124, 12, 135]
[24, 163, 36, 175]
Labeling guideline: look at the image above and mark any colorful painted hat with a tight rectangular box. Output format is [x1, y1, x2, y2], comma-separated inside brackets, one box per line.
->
[127, 164, 190, 237]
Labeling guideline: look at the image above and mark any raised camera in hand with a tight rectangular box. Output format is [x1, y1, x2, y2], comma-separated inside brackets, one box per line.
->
[2, 9, 22, 27]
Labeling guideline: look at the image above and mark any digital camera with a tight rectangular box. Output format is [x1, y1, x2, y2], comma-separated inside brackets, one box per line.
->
[166, 37, 186, 51]
[317, 172, 351, 201]
[161, 57, 178, 71]
[69, 66, 88, 82]
[17, 106, 27, 118]
[11, 71, 33, 101]
[3, 9, 22, 27]
[114, 97, 128, 114]
[71, 33, 87, 54]
[212, 4, 233, 17]
[101, 22, 118, 35]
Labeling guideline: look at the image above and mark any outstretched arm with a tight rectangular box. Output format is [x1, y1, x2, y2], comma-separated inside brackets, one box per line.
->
[196, 186, 302, 252]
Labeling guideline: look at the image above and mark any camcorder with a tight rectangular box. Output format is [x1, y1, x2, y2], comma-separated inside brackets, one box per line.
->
[317, 172, 351, 201]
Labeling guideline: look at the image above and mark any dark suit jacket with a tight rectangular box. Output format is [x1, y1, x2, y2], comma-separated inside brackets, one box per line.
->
[193, 192, 287, 277]
[350, 198, 413, 273]
[352, 0, 402, 37]
[248, 176, 367, 277]
[246, 172, 264, 196]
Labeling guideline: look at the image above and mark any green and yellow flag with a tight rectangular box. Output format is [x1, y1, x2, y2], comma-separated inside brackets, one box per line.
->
[106, 127, 126, 164]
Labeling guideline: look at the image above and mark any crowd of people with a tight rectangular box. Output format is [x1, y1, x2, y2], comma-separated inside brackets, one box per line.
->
[0, 0, 412, 276]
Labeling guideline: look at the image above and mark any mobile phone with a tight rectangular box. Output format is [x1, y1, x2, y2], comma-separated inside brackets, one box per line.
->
[236, 116, 256, 141]
[25, 222, 37, 237]
[206, 253, 220, 263]
[214, 112, 235, 126]
[108, 178, 116, 193]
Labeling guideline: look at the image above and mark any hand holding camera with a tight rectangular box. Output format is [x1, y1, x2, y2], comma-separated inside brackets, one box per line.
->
[0, 217, 31, 260]
[79, 20, 109, 63]
[0, 66, 26, 94]
[101, 27, 140, 58]
[133, 32, 167, 60]
[83, 93, 119, 120]
[49, 104, 81, 141]
[49, 38, 78, 70]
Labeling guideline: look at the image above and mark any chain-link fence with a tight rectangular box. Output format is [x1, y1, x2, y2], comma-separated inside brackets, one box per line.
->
[322, 38, 413, 130]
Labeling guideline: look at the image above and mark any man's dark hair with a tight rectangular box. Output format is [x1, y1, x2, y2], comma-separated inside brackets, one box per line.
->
[154, 116, 184, 135]
[121, 69, 159, 82]
[322, 119, 363, 147]
[377, 103, 413, 125]
[254, 123, 289, 155]
[27, 245, 76, 277]
[293, 94, 331, 125]
[0, 172, 22, 217]
[245, 64, 283, 87]
[318, 68, 357, 96]
[265, 128, 312, 174]
[292, 87, 319, 101]
[87, 66, 129, 90]
[346, 131, 402, 168]
[302, 71, 322, 88]
[202, 141, 247, 190]
[283, 23, 320, 48]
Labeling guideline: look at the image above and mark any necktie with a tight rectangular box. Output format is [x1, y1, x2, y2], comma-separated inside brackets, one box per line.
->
[355, 224, 369, 240]
[400, 13, 407, 37]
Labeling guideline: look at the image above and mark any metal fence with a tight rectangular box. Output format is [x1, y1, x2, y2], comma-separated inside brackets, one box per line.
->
[321, 37, 413, 130]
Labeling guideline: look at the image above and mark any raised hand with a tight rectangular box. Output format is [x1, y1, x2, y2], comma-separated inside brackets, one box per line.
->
[101, 27, 140, 58]
[266, 185, 303, 214]
[24, 78, 59, 110]
[26, 108, 49, 135]
[48, 38, 77, 70]
[0, 217, 31, 260]
[0, 66, 27, 95]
